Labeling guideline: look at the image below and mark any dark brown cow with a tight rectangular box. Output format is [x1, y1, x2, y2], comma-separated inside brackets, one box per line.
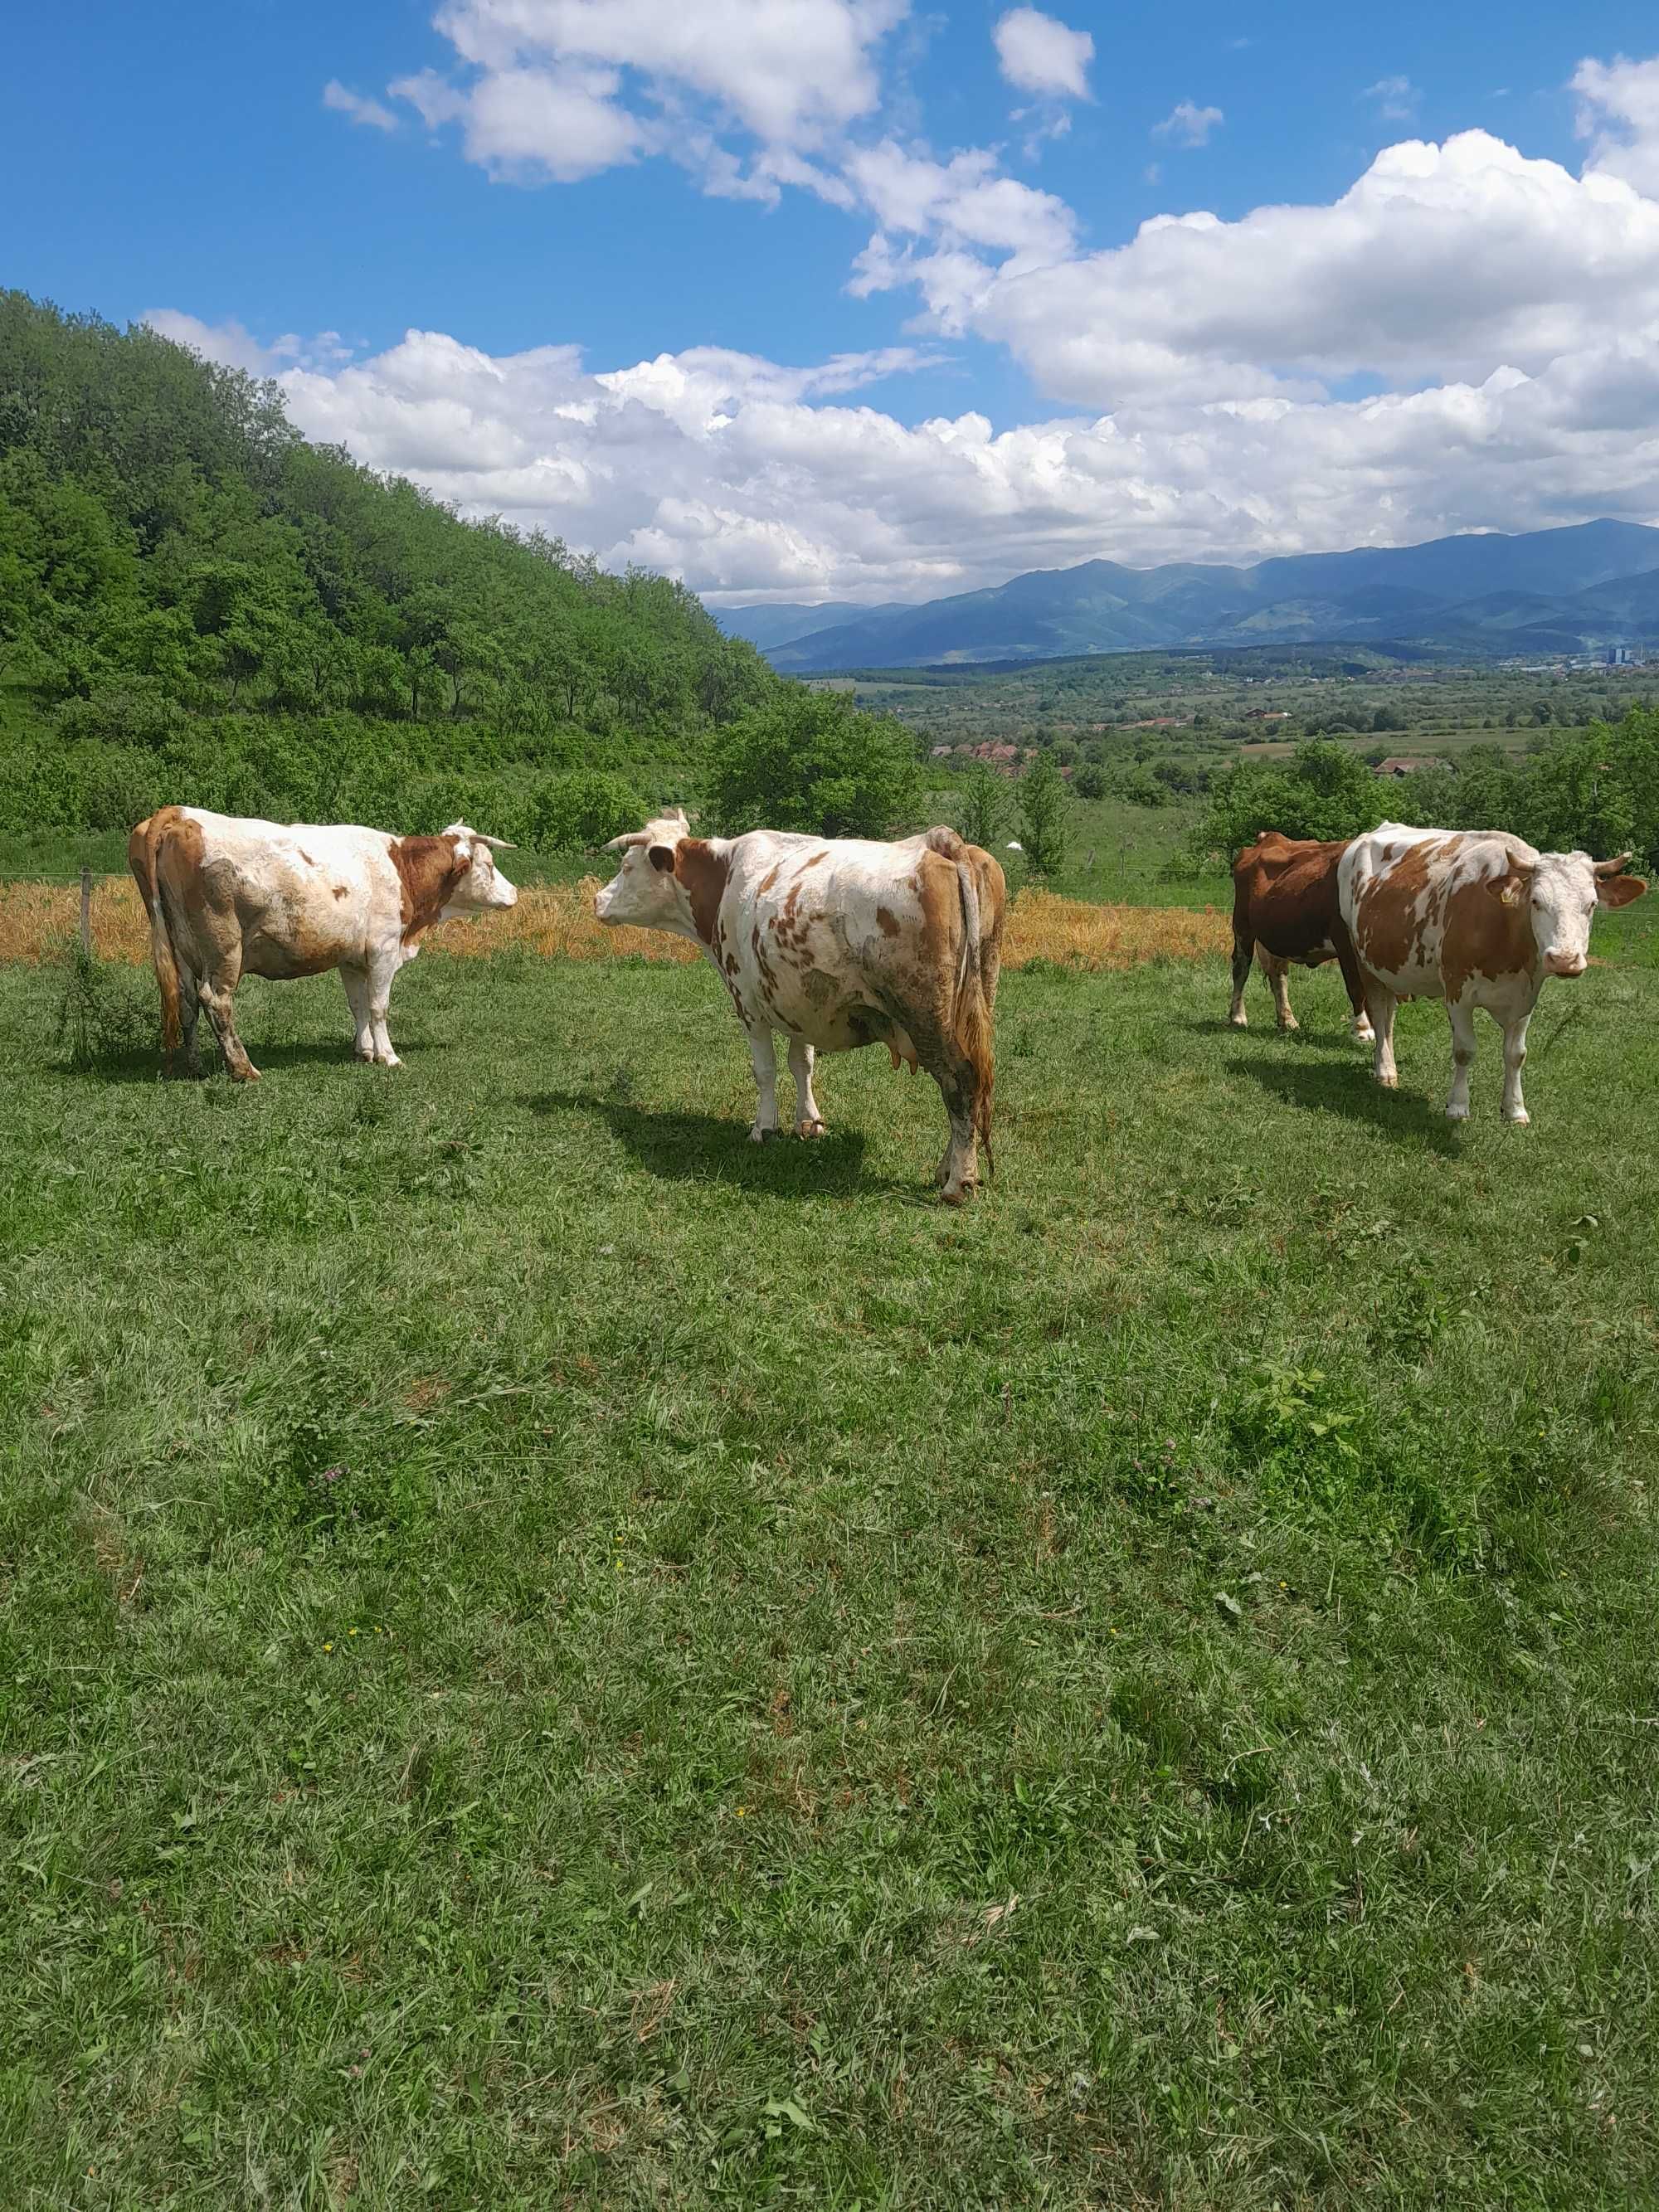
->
[1228, 831, 1373, 1039]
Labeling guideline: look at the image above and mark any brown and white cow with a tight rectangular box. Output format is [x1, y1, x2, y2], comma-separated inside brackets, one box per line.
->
[1229, 830, 1373, 1039]
[594, 811, 1005, 1201]
[127, 805, 517, 1081]
[1340, 822, 1647, 1123]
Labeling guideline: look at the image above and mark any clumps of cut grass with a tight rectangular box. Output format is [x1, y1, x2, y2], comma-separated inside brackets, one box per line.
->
[0, 875, 1232, 973]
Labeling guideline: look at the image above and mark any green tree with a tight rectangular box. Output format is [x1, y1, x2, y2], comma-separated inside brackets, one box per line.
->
[1018, 753, 1071, 877]
[956, 764, 1010, 848]
[1191, 741, 1383, 861]
[704, 689, 921, 839]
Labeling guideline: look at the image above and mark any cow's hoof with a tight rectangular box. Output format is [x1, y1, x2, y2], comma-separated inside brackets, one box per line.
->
[940, 1182, 975, 1206]
[1228, 1012, 1248, 1029]
[748, 1124, 780, 1145]
[232, 1067, 261, 1085]
[1276, 1017, 1300, 1033]
[1446, 1104, 1470, 1121]
[795, 1118, 827, 1140]
[1376, 1074, 1398, 1090]
[1504, 1111, 1530, 1127]
[1355, 1027, 1375, 1044]
[354, 1048, 376, 1064]
[377, 1055, 402, 1071]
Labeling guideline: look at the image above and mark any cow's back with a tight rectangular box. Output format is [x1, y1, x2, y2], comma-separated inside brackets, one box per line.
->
[144, 809, 398, 980]
[1341, 825, 1534, 1002]
[717, 829, 1000, 1053]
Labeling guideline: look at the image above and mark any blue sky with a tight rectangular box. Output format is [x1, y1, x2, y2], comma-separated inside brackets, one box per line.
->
[11, 3, 1659, 600]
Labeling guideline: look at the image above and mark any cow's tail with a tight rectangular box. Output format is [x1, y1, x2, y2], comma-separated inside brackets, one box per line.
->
[925, 826, 997, 1177]
[127, 813, 183, 1053]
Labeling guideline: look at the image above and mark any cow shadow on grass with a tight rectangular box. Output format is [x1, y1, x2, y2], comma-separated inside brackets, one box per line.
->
[523, 1088, 927, 1200]
[1188, 1017, 1360, 1054]
[1234, 1057, 1462, 1153]
[77, 1038, 455, 1086]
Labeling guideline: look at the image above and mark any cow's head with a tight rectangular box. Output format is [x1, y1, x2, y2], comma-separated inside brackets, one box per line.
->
[439, 823, 518, 912]
[594, 809, 695, 932]
[1488, 849, 1646, 977]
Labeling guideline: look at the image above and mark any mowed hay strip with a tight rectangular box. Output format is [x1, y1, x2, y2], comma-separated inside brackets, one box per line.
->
[0, 875, 1228, 971]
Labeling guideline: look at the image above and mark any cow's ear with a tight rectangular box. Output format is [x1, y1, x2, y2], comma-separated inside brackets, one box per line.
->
[1597, 871, 1647, 908]
[450, 835, 474, 870]
[1487, 864, 1531, 908]
[648, 843, 677, 874]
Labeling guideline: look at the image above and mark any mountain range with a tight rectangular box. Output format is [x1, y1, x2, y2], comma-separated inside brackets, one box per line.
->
[713, 520, 1659, 671]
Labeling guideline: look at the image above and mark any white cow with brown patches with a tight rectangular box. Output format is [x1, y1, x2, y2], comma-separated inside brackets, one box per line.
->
[127, 805, 517, 1081]
[595, 810, 1006, 1201]
[1340, 821, 1647, 1123]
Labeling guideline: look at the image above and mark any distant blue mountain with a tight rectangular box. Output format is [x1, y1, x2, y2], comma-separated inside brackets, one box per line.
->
[713, 600, 912, 650]
[752, 520, 1659, 670]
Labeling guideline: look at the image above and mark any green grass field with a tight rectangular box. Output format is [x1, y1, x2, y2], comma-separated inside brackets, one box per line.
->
[4, 934, 1658, 2208]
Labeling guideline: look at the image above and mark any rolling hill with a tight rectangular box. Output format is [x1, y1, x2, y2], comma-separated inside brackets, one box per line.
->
[748, 520, 1659, 670]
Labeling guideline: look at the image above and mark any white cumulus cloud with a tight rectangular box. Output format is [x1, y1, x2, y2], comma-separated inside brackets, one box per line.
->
[1363, 75, 1419, 124]
[139, 312, 1659, 607]
[387, 0, 908, 193]
[992, 9, 1093, 102]
[1153, 100, 1223, 148]
[1574, 52, 1659, 195]
[323, 80, 401, 131]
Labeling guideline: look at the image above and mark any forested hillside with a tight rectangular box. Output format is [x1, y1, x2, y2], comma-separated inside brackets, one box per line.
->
[0, 293, 776, 843]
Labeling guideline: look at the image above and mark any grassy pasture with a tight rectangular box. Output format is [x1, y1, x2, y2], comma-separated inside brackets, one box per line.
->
[3, 926, 1658, 2209]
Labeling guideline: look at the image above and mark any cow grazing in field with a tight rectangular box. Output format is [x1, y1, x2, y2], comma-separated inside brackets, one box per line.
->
[127, 805, 517, 1081]
[1229, 831, 1373, 1039]
[1339, 822, 1647, 1123]
[595, 811, 1006, 1202]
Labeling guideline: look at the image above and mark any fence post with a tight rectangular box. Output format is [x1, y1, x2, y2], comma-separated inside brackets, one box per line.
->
[80, 863, 93, 955]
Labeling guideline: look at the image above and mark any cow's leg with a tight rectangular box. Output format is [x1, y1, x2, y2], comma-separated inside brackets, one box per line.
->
[1228, 926, 1254, 1027]
[1262, 950, 1298, 1032]
[745, 1025, 781, 1141]
[1501, 1012, 1532, 1125]
[1445, 999, 1477, 1120]
[787, 1038, 825, 1138]
[340, 963, 375, 1062]
[197, 960, 259, 1083]
[174, 965, 203, 1078]
[1333, 926, 1374, 1043]
[1366, 983, 1399, 1089]
[932, 1064, 980, 1204]
[366, 955, 402, 1067]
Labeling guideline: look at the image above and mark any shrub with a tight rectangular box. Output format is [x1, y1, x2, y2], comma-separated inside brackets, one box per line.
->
[526, 770, 649, 853]
[703, 689, 921, 839]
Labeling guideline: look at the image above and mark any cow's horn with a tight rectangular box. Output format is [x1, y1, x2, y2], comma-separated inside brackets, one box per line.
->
[603, 829, 652, 853]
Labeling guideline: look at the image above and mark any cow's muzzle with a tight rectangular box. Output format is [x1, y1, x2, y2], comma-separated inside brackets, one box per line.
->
[1545, 953, 1588, 978]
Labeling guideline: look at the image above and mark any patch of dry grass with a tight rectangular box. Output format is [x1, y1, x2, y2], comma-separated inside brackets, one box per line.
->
[0, 875, 1228, 971]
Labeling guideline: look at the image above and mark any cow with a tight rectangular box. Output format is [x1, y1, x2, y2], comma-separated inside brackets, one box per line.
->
[1339, 822, 1647, 1123]
[594, 811, 1005, 1202]
[1228, 831, 1373, 1039]
[127, 805, 517, 1081]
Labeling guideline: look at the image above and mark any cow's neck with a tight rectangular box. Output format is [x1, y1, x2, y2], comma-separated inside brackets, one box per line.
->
[392, 835, 466, 943]
[674, 839, 731, 950]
